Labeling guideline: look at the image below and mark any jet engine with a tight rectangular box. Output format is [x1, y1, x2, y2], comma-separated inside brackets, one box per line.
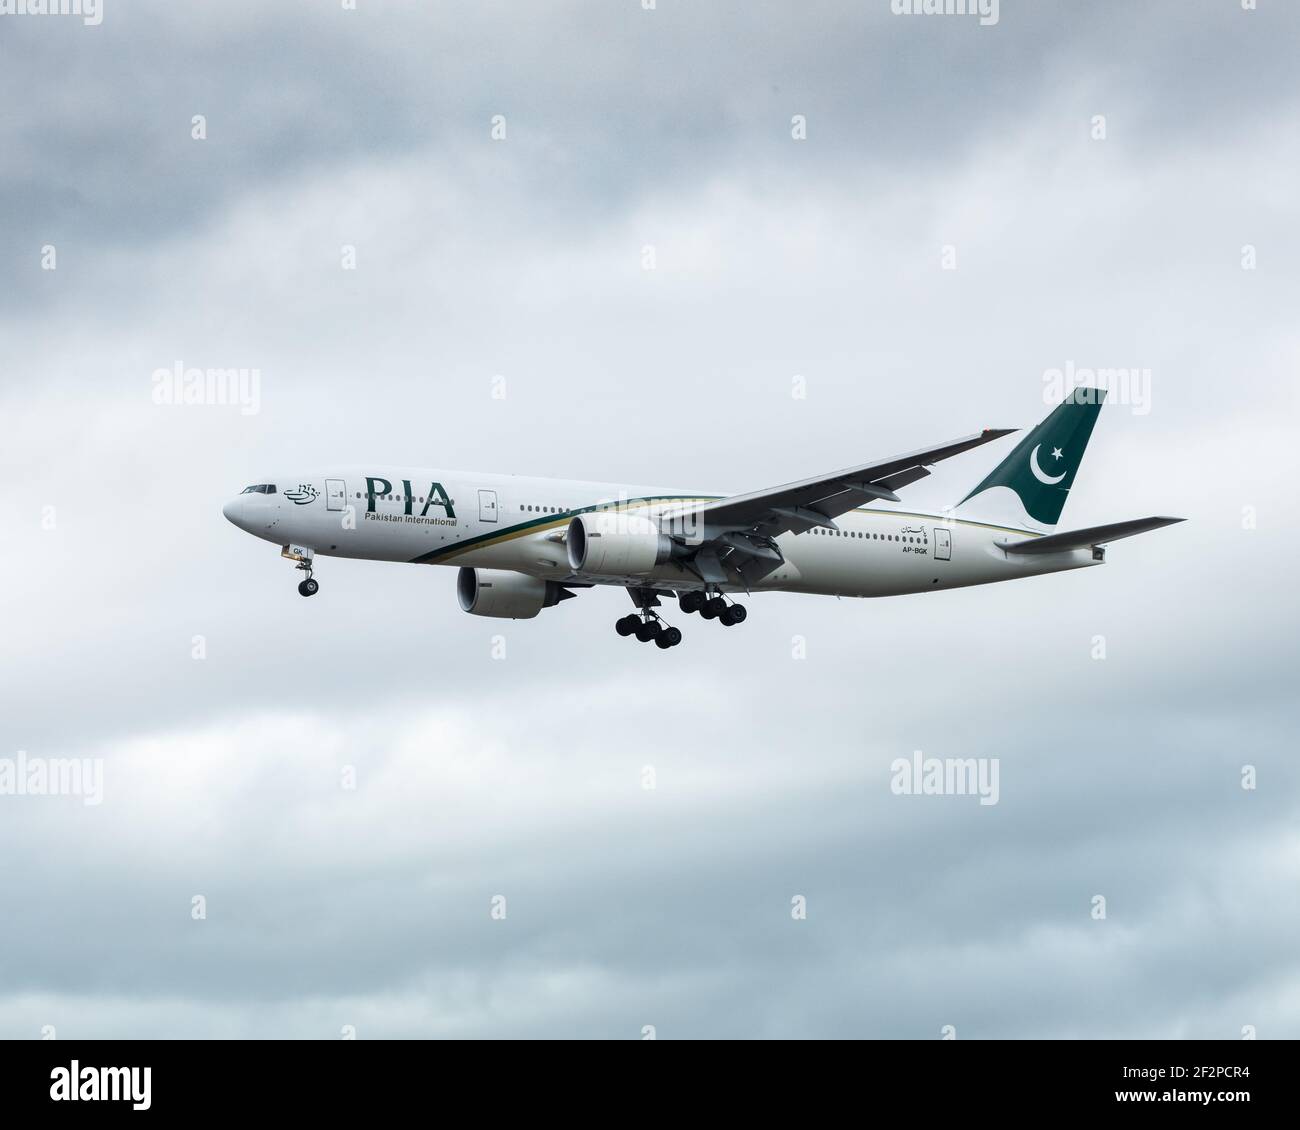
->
[566, 511, 673, 576]
[456, 568, 573, 619]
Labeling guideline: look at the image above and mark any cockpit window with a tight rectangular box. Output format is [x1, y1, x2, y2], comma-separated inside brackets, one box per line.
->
[240, 484, 276, 494]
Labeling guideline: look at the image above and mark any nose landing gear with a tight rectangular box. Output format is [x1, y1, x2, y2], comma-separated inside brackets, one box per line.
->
[284, 546, 319, 597]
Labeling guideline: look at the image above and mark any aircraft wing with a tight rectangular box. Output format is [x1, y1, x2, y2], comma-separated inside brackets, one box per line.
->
[663, 428, 1016, 540]
[657, 426, 1015, 585]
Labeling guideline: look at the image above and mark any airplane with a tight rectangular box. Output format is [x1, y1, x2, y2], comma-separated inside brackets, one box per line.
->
[222, 388, 1182, 649]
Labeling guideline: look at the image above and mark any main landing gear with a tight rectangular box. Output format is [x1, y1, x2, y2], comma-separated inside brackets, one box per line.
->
[678, 590, 747, 626]
[615, 613, 683, 649]
[611, 586, 746, 648]
[616, 587, 682, 648]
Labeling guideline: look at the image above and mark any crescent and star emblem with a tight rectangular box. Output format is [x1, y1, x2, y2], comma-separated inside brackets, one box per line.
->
[1029, 444, 1067, 485]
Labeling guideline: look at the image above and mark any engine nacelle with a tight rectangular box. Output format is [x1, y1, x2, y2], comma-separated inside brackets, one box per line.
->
[456, 568, 571, 619]
[566, 511, 672, 575]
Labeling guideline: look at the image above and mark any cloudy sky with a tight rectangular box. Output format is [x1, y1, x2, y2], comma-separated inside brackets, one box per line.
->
[2, 0, 1297, 1039]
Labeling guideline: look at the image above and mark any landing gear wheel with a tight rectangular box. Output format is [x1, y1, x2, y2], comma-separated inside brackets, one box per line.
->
[720, 602, 746, 626]
[298, 578, 319, 597]
[679, 592, 705, 615]
[615, 614, 639, 637]
[655, 626, 683, 649]
[634, 619, 661, 643]
[702, 596, 726, 620]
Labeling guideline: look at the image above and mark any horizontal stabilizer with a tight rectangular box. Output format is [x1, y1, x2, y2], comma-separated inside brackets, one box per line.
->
[999, 516, 1185, 555]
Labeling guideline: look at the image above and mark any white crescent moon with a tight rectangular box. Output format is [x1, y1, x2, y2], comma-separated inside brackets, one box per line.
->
[1029, 444, 1067, 485]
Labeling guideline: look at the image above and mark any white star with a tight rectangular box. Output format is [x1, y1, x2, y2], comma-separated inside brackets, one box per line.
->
[1051, 447, 1063, 461]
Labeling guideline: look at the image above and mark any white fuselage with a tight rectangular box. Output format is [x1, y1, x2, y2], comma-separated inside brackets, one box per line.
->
[223, 467, 1101, 597]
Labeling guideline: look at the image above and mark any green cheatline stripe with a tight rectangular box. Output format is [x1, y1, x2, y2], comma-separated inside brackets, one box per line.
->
[409, 496, 1042, 565]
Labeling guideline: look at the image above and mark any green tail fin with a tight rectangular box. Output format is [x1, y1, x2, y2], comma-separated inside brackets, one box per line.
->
[958, 387, 1105, 529]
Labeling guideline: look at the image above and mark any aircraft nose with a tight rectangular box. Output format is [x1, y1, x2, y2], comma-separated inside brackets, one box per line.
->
[222, 497, 244, 527]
